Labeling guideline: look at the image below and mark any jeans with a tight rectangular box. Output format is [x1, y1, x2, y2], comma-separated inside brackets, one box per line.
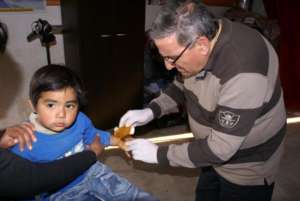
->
[49, 162, 159, 201]
[195, 167, 274, 201]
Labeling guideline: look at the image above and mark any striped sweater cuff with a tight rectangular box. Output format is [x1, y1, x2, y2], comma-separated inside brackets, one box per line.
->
[157, 146, 170, 166]
[147, 102, 161, 119]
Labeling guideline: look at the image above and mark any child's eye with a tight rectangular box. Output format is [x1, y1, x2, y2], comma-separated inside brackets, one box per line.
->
[66, 104, 77, 109]
[47, 103, 55, 108]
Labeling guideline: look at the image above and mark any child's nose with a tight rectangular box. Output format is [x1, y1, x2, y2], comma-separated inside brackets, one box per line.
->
[57, 108, 66, 118]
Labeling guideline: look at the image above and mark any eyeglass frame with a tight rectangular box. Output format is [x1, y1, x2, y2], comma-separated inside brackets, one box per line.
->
[163, 39, 195, 65]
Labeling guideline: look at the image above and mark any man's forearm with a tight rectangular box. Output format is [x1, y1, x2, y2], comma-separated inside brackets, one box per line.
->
[0, 149, 96, 199]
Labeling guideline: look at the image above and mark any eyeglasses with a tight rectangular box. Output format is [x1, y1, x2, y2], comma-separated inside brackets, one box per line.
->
[163, 40, 193, 65]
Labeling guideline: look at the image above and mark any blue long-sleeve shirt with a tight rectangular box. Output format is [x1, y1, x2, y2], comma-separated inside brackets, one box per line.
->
[10, 112, 111, 199]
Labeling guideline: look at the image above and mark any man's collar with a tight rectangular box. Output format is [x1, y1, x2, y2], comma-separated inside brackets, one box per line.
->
[195, 69, 210, 80]
[210, 19, 223, 53]
[203, 18, 231, 73]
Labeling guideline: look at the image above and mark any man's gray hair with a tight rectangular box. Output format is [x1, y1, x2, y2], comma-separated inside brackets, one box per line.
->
[149, 0, 219, 46]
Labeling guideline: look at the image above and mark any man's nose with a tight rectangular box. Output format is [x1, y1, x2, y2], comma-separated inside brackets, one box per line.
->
[164, 61, 176, 70]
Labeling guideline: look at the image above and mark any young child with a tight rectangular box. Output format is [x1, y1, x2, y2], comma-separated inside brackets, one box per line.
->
[10, 64, 159, 201]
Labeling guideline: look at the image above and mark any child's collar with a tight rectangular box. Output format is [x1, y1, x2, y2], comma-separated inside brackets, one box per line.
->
[29, 112, 58, 135]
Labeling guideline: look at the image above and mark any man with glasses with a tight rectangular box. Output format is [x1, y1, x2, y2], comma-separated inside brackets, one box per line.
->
[119, 0, 286, 201]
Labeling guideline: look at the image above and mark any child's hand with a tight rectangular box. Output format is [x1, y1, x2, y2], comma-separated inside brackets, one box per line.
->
[111, 135, 132, 158]
[110, 135, 120, 146]
[87, 135, 104, 157]
[110, 135, 130, 149]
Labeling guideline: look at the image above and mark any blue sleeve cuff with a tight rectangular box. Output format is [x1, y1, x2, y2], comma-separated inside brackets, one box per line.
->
[95, 129, 111, 146]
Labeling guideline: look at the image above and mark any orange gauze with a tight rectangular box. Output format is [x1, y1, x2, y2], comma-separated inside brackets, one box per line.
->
[114, 126, 132, 140]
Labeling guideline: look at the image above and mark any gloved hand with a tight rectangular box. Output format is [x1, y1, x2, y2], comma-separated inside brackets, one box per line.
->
[119, 108, 154, 128]
[125, 139, 158, 164]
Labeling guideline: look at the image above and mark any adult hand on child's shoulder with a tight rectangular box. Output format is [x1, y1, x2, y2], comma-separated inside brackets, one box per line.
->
[0, 122, 36, 151]
[87, 135, 104, 157]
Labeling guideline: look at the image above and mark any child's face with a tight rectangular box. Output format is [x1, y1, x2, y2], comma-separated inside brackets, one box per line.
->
[34, 87, 79, 132]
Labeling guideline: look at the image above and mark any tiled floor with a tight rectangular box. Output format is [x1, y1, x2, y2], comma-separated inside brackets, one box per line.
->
[100, 118, 300, 201]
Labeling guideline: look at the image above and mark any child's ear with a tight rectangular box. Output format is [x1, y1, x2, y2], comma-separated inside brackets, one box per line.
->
[28, 99, 37, 114]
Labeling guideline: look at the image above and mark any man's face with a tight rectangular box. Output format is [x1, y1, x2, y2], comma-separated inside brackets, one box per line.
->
[34, 87, 79, 132]
[154, 34, 210, 78]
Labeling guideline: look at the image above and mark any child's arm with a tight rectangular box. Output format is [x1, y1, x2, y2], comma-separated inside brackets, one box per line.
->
[79, 113, 131, 156]
[110, 135, 127, 149]
[111, 126, 135, 157]
[110, 135, 131, 158]
[89, 135, 104, 157]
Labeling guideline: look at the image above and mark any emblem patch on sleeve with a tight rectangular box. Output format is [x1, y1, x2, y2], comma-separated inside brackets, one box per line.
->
[218, 111, 240, 129]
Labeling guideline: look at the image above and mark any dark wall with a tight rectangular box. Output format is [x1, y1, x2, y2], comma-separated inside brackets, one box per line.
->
[61, 0, 145, 129]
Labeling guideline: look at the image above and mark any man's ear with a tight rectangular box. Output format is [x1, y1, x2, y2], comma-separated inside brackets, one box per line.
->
[28, 99, 36, 114]
[195, 36, 210, 56]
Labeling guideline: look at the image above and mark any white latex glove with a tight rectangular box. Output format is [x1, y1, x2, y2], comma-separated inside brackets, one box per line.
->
[119, 108, 154, 128]
[125, 139, 158, 164]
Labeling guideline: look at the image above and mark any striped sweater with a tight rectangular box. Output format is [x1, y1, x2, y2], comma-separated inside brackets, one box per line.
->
[148, 18, 286, 185]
